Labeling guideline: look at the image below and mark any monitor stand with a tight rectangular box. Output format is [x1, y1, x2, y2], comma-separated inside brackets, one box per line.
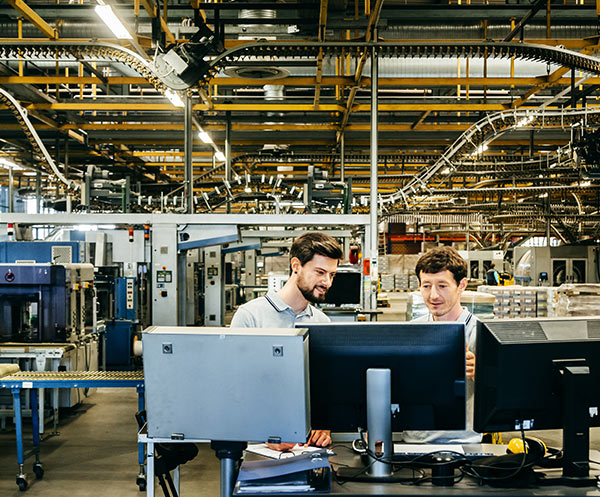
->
[335, 368, 417, 483]
[538, 361, 598, 487]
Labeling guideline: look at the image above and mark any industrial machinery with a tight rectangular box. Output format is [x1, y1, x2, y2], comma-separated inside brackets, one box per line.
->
[303, 167, 352, 214]
[0, 262, 98, 408]
[460, 250, 505, 281]
[103, 276, 138, 370]
[0, 240, 83, 264]
[142, 326, 310, 442]
[514, 245, 600, 286]
[0, 263, 94, 342]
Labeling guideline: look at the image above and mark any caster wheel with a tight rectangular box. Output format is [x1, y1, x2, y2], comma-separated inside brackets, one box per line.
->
[16, 477, 28, 491]
[136, 475, 146, 491]
[33, 464, 44, 480]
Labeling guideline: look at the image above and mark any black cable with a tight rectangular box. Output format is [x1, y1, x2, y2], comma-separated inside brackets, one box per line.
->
[332, 459, 377, 486]
[461, 429, 532, 483]
[354, 431, 468, 484]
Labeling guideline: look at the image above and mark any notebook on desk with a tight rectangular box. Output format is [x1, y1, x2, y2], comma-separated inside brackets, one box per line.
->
[234, 450, 332, 495]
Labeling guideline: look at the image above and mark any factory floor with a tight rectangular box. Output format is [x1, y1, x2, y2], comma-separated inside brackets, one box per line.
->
[1, 387, 600, 495]
[0, 387, 219, 496]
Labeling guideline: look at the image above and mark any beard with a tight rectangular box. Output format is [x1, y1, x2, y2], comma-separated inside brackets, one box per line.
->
[297, 278, 328, 303]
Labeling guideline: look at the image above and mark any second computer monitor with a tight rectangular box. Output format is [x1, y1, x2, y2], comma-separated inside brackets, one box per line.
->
[304, 322, 467, 433]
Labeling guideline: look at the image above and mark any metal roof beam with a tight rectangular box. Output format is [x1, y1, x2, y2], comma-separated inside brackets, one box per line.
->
[140, 0, 175, 44]
[7, 0, 56, 39]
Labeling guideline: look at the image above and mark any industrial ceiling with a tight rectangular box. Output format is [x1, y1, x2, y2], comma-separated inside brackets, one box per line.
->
[0, 0, 599, 244]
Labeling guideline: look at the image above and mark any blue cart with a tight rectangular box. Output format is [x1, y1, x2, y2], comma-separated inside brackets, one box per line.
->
[0, 370, 145, 491]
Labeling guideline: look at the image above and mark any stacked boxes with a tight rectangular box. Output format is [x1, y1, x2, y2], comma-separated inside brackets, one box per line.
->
[406, 290, 496, 321]
[556, 284, 600, 317]
[379, 255, 420, 292]
[477, 285, 556, 318]
[380, 274, 395, 292]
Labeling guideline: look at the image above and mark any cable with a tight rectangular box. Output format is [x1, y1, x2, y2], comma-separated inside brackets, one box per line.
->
[461, 429, 532, 483]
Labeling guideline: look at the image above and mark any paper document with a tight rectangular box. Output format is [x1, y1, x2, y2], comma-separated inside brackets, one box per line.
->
[246, 444, 331, 460]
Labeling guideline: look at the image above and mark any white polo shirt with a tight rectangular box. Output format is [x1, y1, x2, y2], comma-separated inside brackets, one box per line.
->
[230, 289, 330, 328]
[402, 307, 482, 444]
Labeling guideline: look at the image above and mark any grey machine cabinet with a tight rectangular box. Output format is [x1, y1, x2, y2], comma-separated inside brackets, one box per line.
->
[142, 326, 310, 443]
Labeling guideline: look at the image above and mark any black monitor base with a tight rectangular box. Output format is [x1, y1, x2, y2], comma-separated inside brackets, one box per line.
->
[537, 473, 599, 488]
[335, 465, 424, 483]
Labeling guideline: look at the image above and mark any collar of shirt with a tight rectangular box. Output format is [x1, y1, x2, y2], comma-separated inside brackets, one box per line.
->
[424, 306, 471, 323]
[265, 289, 314, 318]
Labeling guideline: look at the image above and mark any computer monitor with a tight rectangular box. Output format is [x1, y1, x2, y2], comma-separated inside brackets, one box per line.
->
[323, 271, 361, 306]
[303, 322, 466, 481]
[474, 317, 600, 486]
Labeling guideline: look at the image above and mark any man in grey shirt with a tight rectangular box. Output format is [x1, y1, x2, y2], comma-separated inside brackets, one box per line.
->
[231, 232, 343, 448]
[404, 246, 481, 444]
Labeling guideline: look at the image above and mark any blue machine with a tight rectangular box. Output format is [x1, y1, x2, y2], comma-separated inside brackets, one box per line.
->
[0, 241, 81, 264]
[115, 277, 136, 321]
[105, 277, 137, 369]
[0, 265, 68, 342]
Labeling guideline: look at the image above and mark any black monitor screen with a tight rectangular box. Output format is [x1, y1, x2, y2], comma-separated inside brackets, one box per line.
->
[474, 317, 600, 434]
[324, 272, 361, 306]
[304, 322, 466, 433]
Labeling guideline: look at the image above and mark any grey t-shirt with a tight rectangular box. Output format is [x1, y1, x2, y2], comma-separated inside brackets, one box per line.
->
[402, 307, 482, 444]
[230, 289, 331, 328]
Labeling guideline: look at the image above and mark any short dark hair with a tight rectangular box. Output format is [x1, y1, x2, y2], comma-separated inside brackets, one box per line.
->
[415, 246, 467, 285]
[290, 232, 343, 267]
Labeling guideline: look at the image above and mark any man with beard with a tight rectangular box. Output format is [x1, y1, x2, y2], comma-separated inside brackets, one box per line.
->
[230, 232, 343, 448]
[231, 232, 342, 328]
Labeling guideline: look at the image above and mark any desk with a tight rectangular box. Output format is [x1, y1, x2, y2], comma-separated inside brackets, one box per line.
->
[0, 370, 145, 491]
[138, 427, 208, 497]
[234, 445, 600, 496]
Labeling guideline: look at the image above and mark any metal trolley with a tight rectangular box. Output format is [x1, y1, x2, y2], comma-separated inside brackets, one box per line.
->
[0, 370, 145, 491]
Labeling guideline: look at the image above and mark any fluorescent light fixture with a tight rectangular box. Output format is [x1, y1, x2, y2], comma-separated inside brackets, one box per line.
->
[580, 181, 591, 187]
[441, 167, 451, 175]
[198, 131, 213, 144]
[94, 4, 133, 40]
[23, 171, 37, 176]
[0, 158, 23, 170]
[539, 192, 548, 198]
[215, 151, 226, 162]
[165, 89, 184, 108]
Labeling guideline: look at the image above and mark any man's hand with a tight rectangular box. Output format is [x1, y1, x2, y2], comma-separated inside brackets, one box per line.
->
[466, 346, 476, 379]
[266, 430, 332, 452]
[308, 430, 331, 447]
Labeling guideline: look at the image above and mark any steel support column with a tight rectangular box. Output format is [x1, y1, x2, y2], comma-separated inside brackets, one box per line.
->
[35, 172, 41, 213]
[340, 132, 345, 183]
[8, 167, 14, 214]
[184, 94, 194, 214]
[225, 113, 232, 213]
[368, 44, 379, 312]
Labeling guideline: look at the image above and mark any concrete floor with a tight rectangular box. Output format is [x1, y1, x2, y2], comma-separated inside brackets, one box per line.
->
[0, 388, 219, 496]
